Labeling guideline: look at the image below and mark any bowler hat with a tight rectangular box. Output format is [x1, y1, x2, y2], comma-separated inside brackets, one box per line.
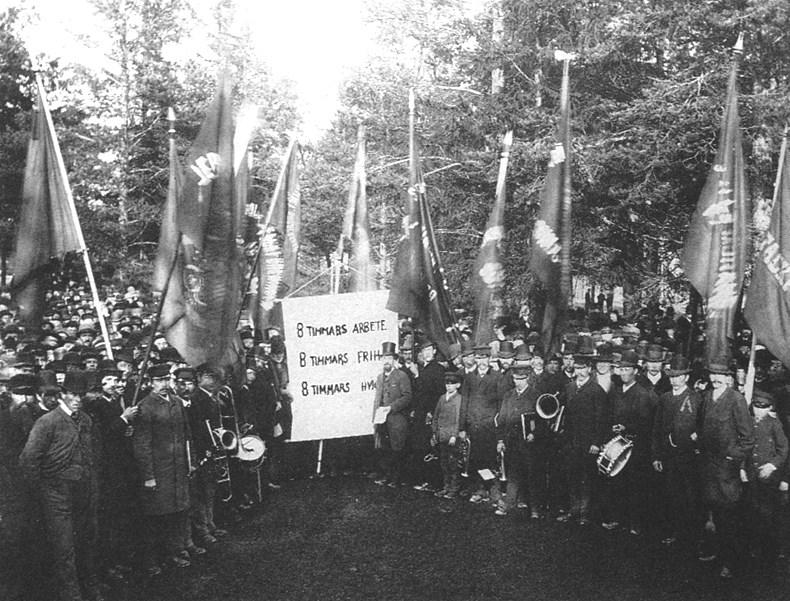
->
[498, 341, 515, 359]
[460, 339, 475, 357]
[666, 355, 692, 377]
[707, 360, 732, 375]
[645, 344, 665, 363]
[574, 336, 597, 360]
[618, 350, 640, 368]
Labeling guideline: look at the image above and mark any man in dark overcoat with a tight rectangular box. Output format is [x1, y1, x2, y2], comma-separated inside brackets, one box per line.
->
[373, 342, 412, 486]
[132, 363, 191, 575]
[698, 361, 754, 579]
[459, 345, 502, 503]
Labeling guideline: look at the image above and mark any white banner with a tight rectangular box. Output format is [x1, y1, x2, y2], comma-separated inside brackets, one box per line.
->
[281, 290, 398, 441]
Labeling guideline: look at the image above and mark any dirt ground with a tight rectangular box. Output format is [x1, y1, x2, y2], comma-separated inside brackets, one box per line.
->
[102, 473, 790, 601]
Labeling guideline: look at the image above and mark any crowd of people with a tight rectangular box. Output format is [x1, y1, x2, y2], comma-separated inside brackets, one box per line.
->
[0, 284, 292, 601]
[371, 305, 790, 582]
[2, 283, 789, 600]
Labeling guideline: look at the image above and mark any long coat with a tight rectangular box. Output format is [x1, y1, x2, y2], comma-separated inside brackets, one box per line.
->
[563, 377, 609, 454]
[374, 367, 412, 451]
[699, 386, 754, 506]
[132, 390, 191, 516]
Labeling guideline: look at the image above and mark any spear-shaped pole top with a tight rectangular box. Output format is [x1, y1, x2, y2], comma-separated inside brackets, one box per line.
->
[554, 50, 577, 62]
[733, 32, 744, 54]
[167, 107, 176, 122]
[409, 89, 415, 113]
[503, 130, 513, 147]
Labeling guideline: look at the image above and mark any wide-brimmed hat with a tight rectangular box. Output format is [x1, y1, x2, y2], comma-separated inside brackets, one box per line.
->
[511, 366, 531, 379]
[666, 355, 692, 377]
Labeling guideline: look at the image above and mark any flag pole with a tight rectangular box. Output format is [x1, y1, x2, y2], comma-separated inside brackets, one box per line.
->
[35, 74, 114, 359]
[558, 55, 572, 308]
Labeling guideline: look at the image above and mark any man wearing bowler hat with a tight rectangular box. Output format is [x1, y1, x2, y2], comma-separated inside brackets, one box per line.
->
[651, 354, 703, 547]
[558, 338, 608, 526]
[373, 342, 412, 487]
[20, 370, 102, 601]
[411, 340, 445, 492]
[698, 360, 754, 579]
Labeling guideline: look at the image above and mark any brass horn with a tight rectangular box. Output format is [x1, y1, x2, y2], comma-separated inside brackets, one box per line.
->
[536, 393, 560, 420]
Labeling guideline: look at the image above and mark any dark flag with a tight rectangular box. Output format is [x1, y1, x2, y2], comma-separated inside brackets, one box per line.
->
[745, 131, 790, 367]
[337, 125, 375, 292]
[11, 75, 83, 325]
[156, 73, 252, 367]
[530, 54, 572, 355]
[250, 138, 300, 333]
[682, 37, 749, 364]
[386, 91, 458, 355]
[472, 131, 513, 345]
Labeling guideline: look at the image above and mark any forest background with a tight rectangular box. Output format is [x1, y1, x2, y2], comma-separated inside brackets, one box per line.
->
[1, 0, 789, 327]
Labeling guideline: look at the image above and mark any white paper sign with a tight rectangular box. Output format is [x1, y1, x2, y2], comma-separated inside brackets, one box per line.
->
[281, 290, 398, 442]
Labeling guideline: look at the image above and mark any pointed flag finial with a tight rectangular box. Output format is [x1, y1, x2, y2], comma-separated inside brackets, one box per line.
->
[503, 130, 513, 147]
[554, 50, 577, 62]
[733, 32, 744, 53]
[167, 107, 176, 122]
[409, 89, 415, 114]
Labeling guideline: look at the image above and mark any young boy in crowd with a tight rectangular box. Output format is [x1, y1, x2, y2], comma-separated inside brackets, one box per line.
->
[743, 389, 788, 569]
[431, 372, 464, 499]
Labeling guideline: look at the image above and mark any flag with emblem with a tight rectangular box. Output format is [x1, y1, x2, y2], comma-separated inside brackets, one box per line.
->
[249, 138, 300, 334]
[386, 91, 458, 356]
[156, 73, 254, 367]
[682, 37, 749, 364]
[472, 131, 513, 345]
[11, 75, 83, 325]
[745, 131, 790, 367]
[530, 54, 573, 355]
[337, 125, 375, 292]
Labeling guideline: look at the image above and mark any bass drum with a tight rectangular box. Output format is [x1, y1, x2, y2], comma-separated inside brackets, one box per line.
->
[236, 434, 266, 464]
[597, 435, 633, 477]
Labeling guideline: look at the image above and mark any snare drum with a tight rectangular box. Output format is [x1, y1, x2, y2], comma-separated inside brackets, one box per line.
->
[236, 434, 266, 463]
[597, 435, 633, 477]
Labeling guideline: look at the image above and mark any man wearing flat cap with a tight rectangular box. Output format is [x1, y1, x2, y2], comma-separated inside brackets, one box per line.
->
[494, 365, 546, 517]
[373, 342, 412, 487]
[133, 363, 192, 574]
[19, 370, 102, 601]
[650, 354, 704, 547]
[697, 360, 754, 579]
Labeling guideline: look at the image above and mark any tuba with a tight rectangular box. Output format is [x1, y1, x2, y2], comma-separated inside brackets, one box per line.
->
[210, 427, 238, 453]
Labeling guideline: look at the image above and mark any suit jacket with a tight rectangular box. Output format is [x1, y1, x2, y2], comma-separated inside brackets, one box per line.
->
[651, 386, 702, 462]
[20, 406, 94, 482]
[610, 382, 656, 466]
[86, 393, 136, 488]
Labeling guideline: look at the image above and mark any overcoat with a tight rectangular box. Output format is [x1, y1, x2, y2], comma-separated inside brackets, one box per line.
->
[132, 389, 191, 515]
[699, 386, 754, 506]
